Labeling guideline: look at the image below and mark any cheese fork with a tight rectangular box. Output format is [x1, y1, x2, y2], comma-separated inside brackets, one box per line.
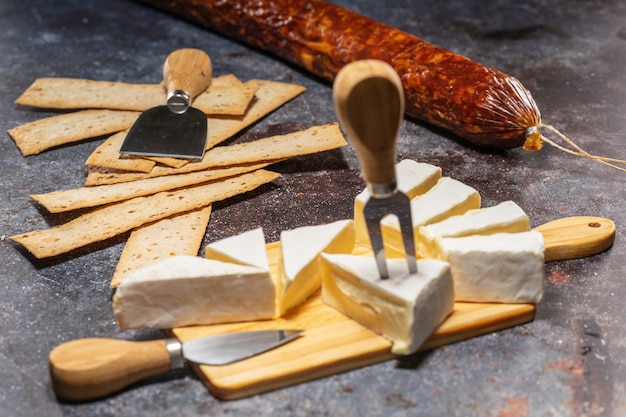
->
[333, 59, 417, 279]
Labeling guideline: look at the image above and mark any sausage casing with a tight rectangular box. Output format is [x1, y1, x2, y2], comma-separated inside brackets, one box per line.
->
[139, 0, 541, 149]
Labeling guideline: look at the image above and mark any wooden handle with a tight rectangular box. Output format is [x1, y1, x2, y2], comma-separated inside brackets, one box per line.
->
[535, 216, 615, 262]
[49, 338, 172, 402]
[163, 48, 212, 102]
[333, 60, 404, 186]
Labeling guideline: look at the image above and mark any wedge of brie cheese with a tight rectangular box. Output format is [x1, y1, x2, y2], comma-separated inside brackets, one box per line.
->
[437, 231, 545, 303]
[205, 227, 269, 271]
[113, 255, 276, 329]
[354, 160, 441, 245]
[321, 254, 454, 355]
[417, 200, 530, 259]
[279, 219, 355, 314]
[380, 177, 481, 258]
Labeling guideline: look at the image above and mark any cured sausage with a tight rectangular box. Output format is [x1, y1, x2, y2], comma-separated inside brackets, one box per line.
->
[138, 0, 542, 150]
[137, 0, 626, 175]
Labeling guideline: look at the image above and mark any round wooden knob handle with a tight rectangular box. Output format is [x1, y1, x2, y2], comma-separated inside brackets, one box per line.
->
[333, 59, 404, 186]
[163, 48, 212, 113]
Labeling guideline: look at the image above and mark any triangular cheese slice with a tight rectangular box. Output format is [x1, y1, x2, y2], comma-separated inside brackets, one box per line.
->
[321, 254, 454, 355]
[417, 200, 530, 258]
[113, 255, 275, 329]
[354, 160, 441, 244]
[205, 227, 269, 270]
[380, 177, 481, 258]
[278, 219, 355, 314]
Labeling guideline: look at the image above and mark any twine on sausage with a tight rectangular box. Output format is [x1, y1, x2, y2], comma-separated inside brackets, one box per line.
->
[526, 124, 626, 173]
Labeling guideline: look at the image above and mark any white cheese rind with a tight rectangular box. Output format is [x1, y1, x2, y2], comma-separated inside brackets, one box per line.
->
[205, 227, 269, 270]
[321, 254, 454, 355]
[437, 231, 545, 303]
[279, 219, 355, 314]
[354, 160, 441, 245]
[380, 177, 481, 258]
[113, 255, 275, 329]
[417, 200, 530, 259]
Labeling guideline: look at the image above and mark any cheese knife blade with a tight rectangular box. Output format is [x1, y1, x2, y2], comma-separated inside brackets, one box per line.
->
[49, 329, 303, 402]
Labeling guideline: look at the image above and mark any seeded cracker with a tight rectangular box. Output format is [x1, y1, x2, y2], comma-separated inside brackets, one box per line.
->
[14, 74, 256, 115]
[7, 109, 140, 156]
[31, 163, 269, 213]
[110, 206, 212, 288]
[85, 122, 346, 186]
[85, 131, 156, 173]
[10, 170, 280, 259]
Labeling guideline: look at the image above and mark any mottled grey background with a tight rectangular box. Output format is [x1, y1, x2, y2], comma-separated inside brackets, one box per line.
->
[1, 1, 625, 416]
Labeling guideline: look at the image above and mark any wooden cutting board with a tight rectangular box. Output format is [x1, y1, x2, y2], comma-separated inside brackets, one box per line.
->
[169, 216, 615, 400]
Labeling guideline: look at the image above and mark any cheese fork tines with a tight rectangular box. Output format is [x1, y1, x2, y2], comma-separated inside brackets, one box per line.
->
[333, 59, 417, 278]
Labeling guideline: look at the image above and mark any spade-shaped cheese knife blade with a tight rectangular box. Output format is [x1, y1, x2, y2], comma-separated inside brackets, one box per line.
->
[120, 48, 211, 159]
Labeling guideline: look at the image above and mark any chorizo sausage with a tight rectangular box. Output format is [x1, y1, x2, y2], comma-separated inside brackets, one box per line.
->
[137, 0, 542, 150]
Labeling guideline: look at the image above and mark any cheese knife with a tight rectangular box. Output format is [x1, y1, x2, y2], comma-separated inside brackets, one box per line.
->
[120, 48, 211, 159]
[49, 329, 303, 401]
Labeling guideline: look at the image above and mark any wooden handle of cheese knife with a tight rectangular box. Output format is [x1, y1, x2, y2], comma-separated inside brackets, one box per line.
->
[535, 216, 615, 262]
[333, 60, 404, 187]
[163, 48, 212, 108]
[49, 338, 172, 402]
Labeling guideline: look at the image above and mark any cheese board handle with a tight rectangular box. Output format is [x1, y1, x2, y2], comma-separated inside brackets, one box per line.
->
[49, 338, 172, 402]
[535, 216, 615, 262]
[333, 59, 404, 187]
[163, 48, 212, 114]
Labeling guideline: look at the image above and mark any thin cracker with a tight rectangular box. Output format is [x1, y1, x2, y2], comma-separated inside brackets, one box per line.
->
[85, 122, 345, 186]
[110, 206, 212, 288]
[14, 75, 256, 116]
[192, 74, 258, 116]
[84, 131, 156, 173]
[7, 109, 140, 156]
[32, 163, 269, 213]
[10, 169, 280, 259]
[141, 156, 190, 169]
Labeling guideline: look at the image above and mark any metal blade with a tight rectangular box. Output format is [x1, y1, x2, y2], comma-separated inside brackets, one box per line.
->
[363, 190, 417, 279]
[182, 329, 303, 366]
[120, 105, 207, 159]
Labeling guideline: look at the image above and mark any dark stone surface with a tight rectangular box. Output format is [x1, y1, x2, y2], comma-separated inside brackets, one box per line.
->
[1, 0, 624, 416]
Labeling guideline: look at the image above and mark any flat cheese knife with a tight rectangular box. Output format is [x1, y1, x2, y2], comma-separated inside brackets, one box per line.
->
[333, 59, 416, 279]
[120, 48, 211, 159]
[49, 329, 303, 402]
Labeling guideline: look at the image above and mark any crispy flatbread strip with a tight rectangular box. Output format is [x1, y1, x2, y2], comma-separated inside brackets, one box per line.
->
[202, 79, 306, 150]
[14, 75, 256, 116]
[7, 109, 140, 156]
[84, 79, 306, 172]
[141, 155, 190, 169]
[32, 163, 269, 213]
[10, 169, 280, 259]
[110, 206, 212, 288]
[84, 131, 156, 173]
[85, 122, 345, 185]
[192, 74, 259, 116]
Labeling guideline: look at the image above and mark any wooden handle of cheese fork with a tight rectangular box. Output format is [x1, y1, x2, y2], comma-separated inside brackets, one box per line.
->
[535, 216, 615, 262]
[49, 338, 172, 402]
[333, 59, 404, 188]
[163, 48, 212, 113]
